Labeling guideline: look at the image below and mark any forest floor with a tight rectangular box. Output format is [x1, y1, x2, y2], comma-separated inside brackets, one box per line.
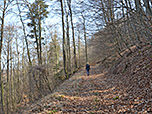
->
[18, 44, 152, 114]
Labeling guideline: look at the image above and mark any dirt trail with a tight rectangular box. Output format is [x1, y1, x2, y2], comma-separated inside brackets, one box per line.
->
[19, 65, 113, 114]
[19, 56, 152, 114]
[18, 65, 118, 114]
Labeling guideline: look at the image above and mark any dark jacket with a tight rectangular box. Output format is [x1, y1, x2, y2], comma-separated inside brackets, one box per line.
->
[86, 64, 90, 70]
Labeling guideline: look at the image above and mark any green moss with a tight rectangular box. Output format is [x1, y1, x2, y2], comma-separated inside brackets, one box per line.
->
[93, 92, 99, 96]
[47, 110, 58, 114]
[94, 98, 100, 102]
[113, 96, 119, 100]
[89, 112, 95, 114]
[55, 94, 65, 101]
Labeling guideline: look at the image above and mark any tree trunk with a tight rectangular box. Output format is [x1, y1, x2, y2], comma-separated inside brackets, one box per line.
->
[143, 0, 152, 16]
[16, 0, 32, 66]
[78, 30, 81, 67]
[66, 10, 71, 74]
[16, 36, 21, 103]
[22, 39, 26, 93]
[34, 24, 40, 65]
[6, 35, 10, 114]
[134, 0, 142, 12]
[108, 0, 114, 22]
[82, 15, 88, 63]
[38, 4, 42, 65]
[54, 34, 59, 73]
[68, 0, 77, 69]
[0, 1, 6, 113]
[60, 0, 67, 76]
[10, 44, 15, 111]
[100, 0, 108, 24]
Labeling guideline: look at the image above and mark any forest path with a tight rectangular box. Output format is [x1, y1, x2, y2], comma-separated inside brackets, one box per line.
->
[21, 64, 131, 114]
[20, 48, 152, 114]
[18, 44, 152, 114]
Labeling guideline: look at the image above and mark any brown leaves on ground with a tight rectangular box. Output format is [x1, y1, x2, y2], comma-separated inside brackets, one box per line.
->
[18, 45, 152, 114]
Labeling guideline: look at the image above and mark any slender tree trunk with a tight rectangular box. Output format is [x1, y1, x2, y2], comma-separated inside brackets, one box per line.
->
[0, 1, 6, 113]
[128, 0, 132, 10]
[103, 0, 110, 22]
[34, 24, 40, 65]
[78, 30, 81, 67]
[82, 15, 88, 63]
[66, 9, 71, 74]
[60, 0, 67, 76]
[13, 59, 17, 109]
[38, 4, 42, 65]
[100, 0, 107, 24]
[10, 44, 14, 110]
[108, 0, 114, 22]
[15, 36, 21, 103]
[38, 8, 43, 93]
[84, 23, 88, 63]
[134, 0, 142, 12]
[65, 8, 69, 75]
[22, 39, 26, 92]
[54, 34, 59, 73]
[68, 0, 77, 69]
[124, 0, 138, 45]
[16, 0, 32, 66]
[6, 37, 10, 114]
[143, 0, 152, 16]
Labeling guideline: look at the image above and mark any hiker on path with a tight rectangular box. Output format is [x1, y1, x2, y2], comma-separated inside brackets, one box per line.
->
[86, 62, 90, 76]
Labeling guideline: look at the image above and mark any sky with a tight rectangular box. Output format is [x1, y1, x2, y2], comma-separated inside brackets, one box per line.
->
[2, 0, 100, 47]
[5, 0, 59, 25]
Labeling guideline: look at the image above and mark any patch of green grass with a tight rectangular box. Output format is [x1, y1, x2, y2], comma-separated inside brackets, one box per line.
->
[113, 96, 119, 100]
[93, 92, 99, 96]
[47, 109, 58, 114]
[94, 98, 100, 102]
[89, 112, 95, 114]
[56, 95, 65, 100]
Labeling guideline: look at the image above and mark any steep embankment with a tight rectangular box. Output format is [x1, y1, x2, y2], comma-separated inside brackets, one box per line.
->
[17, 45, 152, 114]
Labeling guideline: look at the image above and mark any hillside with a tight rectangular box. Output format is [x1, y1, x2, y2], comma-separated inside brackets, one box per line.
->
[16, 44, 152, 114]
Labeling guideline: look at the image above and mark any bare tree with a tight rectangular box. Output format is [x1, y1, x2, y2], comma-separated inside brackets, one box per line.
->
[16, 0, 32, 66]
[143, 0, 152, 16]
[65, 7, 71, 74]
[0, 0, 14, 113]
[67, 0, 77, 69]
[60, 0, 67, 76]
